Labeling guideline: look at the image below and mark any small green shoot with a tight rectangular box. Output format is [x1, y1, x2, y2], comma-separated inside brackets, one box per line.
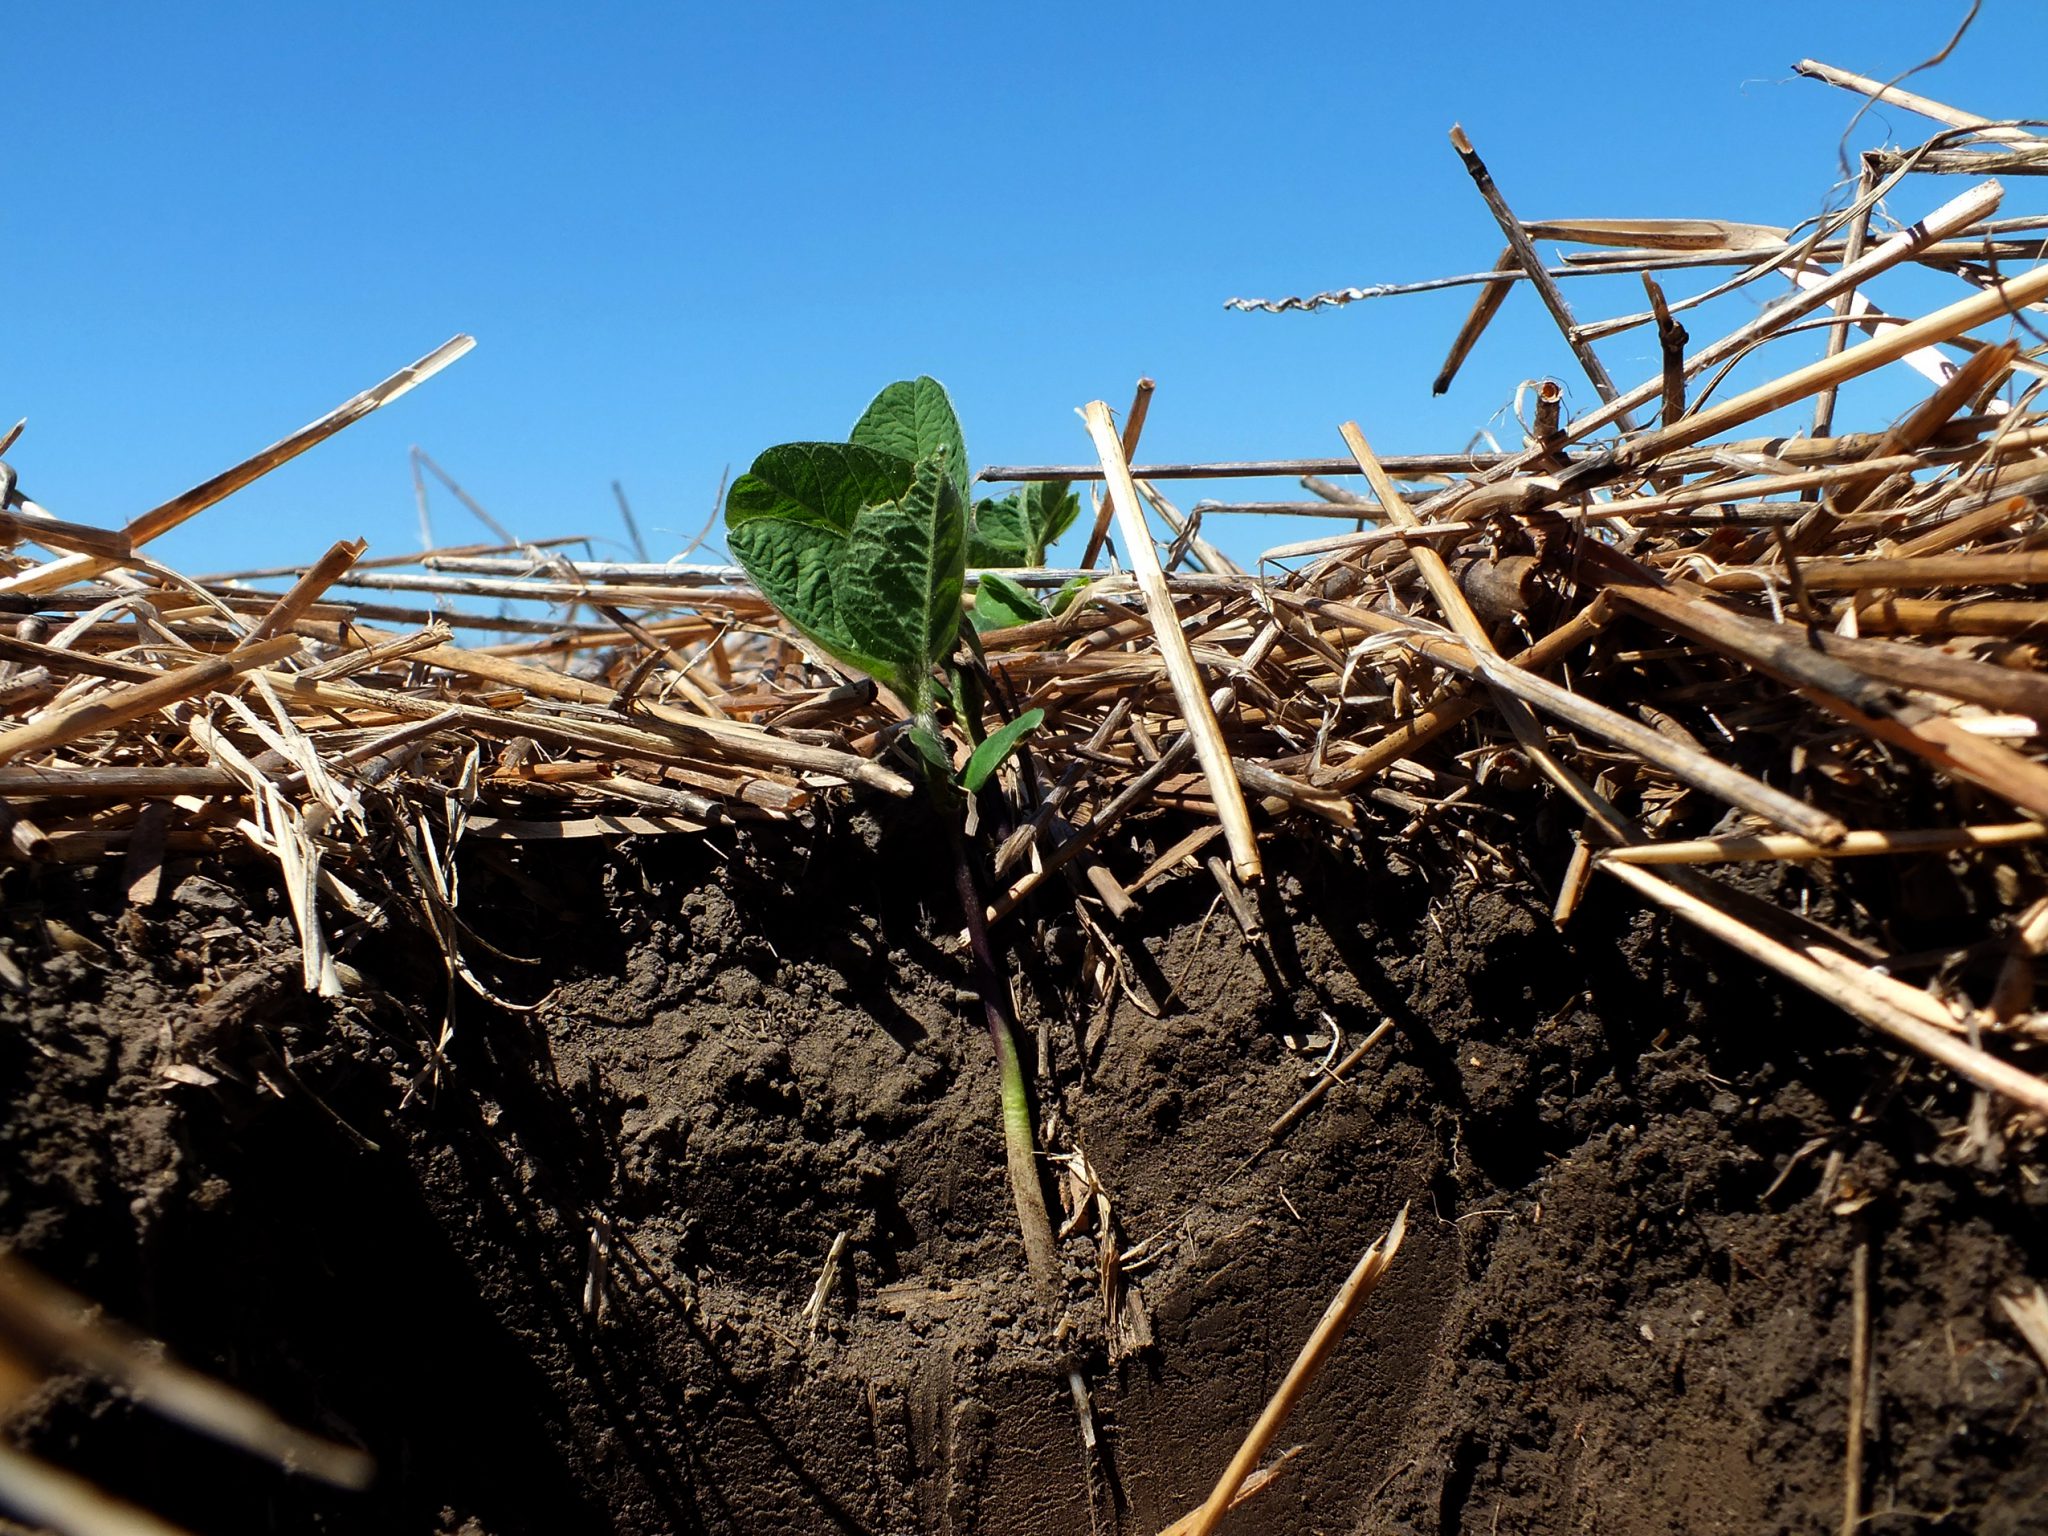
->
[726, 376, 1074, 708]
[725, 376, 1065, 1310]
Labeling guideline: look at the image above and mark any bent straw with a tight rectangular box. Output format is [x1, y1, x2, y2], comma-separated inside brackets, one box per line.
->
[0, 335, 475, 598]
[1598, 260, 2048, 471]
[1083, 399, 1261, 881]
[1168, 1205, 1409, 1536]
[1606, 862, 2048, 1117]
[1562, 180, 2003, 450]
[1079, 377, 1154, 569]
[0, 636, 302, 764]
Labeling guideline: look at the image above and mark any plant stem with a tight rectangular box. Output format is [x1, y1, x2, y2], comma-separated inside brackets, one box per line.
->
[924, 725, 1060, 1305]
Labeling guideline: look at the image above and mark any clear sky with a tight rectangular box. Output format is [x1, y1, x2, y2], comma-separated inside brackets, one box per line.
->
[7, 2, 2045, 581]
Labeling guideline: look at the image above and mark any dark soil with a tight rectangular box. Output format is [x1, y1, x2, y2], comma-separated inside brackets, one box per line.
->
[3, 804, 2045, 1534]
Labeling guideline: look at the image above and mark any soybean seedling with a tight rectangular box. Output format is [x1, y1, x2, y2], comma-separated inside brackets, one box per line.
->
[725, 377, 1069, 1305]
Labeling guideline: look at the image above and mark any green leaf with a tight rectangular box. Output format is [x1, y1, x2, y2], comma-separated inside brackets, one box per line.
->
[961, 708, 1045, 795]
[966, 480, 1079, 567]
[727, 441, 917, 535]
[725, 518, 918, 696]
[966, 494, 1029, 567]
[945, 663, 984, 741]
[1022, 480, 1082, 553]
[726, 439, 966, 710]
[1048, 576, 1091, 616]
[969, 571, 1044, 634]
[726, 442, 922, 695]
[908, 723, 953, 777]
[838, 450, 968, 715]
[851, 378, 968, 504]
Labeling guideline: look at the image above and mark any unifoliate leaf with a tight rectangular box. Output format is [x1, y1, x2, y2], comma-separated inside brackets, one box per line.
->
[965, 480, 1079, 567]
[727, 515, 848, 646]
[725, 441, 922, 695]
[969, 571, 1044, 634]
[726, 517, 912, 698]
[839, 450, 968, 714]
[961, 708, 1045, 794]
[727, 384, 990, 716]
[727, 441, 917, 535]
[851, 377, 969, 504]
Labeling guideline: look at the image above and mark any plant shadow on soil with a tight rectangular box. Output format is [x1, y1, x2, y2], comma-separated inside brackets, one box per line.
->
[2, 800, 2046, 1534]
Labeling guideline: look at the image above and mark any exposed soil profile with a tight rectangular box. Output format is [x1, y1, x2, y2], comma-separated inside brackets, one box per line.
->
[3, 808, 2045, 1534]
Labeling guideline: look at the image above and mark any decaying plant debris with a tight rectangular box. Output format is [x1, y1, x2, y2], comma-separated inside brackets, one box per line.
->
[4, 53, 2048, 1536]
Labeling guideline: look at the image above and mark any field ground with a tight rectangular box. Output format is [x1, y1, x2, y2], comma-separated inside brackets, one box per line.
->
[5, 807, 2043, 1534]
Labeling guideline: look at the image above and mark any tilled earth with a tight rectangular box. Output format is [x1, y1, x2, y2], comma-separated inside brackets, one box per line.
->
[2, 804, 2044, 1533]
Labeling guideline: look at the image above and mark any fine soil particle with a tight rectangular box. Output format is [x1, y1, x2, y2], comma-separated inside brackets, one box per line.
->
[1, 806, 2044, 1534]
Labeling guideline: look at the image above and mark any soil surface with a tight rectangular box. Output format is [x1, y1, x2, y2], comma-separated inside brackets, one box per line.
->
[3, 802, 2045, 1534]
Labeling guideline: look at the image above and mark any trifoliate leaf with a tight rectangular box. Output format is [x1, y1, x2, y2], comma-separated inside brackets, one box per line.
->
[966, 480, 1078, 567]
[1022, 480, 1081, 553]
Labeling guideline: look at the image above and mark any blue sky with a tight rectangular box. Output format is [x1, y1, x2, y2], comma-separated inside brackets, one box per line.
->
[6, 2, 2044, 581]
